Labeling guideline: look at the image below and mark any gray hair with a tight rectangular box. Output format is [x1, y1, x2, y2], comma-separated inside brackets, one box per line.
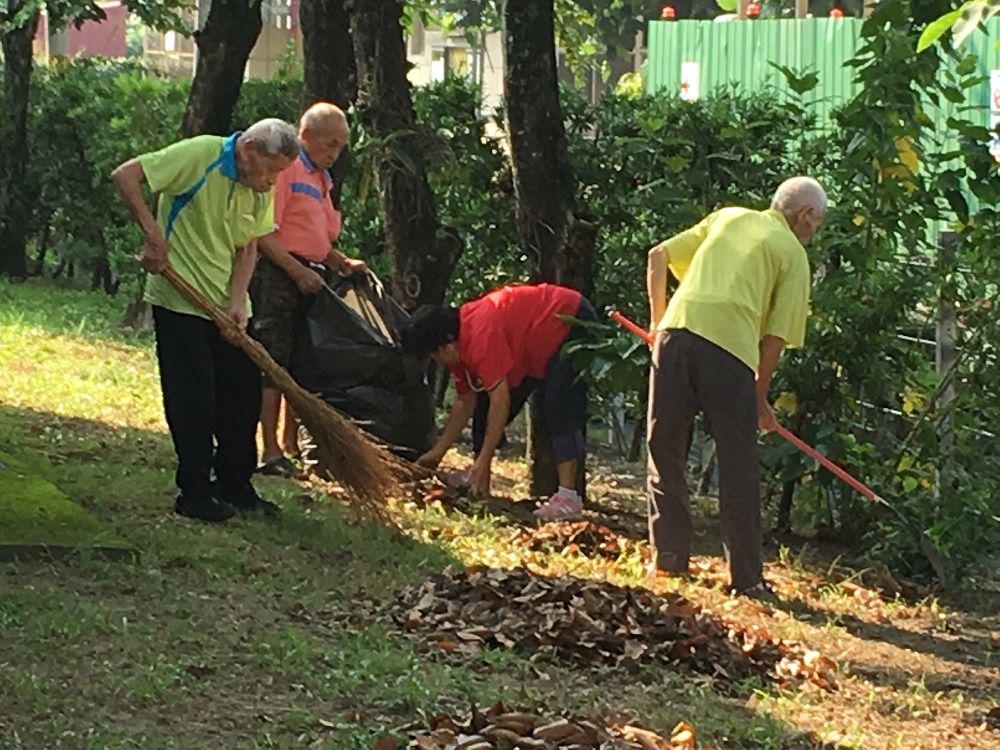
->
[240, 118, 299, 159]
[772, 176, 827, 217]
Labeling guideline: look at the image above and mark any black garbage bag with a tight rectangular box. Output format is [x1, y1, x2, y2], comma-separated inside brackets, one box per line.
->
[289, 273, 433, 460]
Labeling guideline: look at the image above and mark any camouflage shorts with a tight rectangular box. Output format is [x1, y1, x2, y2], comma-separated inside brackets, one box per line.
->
[249, 255, 327, 384]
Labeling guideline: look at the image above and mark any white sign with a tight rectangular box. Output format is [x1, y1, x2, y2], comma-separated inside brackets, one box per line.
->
[680, 62, 700, 101]
[990, 112, 1000, 163]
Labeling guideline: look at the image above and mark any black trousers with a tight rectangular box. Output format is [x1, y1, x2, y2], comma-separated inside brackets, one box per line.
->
[153, 306, 262, 503]
[647, 329, 762, 591]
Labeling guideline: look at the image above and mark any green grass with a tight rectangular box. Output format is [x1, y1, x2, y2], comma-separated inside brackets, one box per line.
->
[2, 281, 997, 750]
[0, 450, 129, 552]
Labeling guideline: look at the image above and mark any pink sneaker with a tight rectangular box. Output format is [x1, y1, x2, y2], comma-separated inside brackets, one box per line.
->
[533, 489, 583, 522]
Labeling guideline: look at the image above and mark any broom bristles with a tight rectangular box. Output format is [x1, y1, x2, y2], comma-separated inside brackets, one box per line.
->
[161, 266, 414, 523]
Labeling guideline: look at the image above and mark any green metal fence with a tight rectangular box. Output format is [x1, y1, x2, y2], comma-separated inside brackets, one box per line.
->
[645, 18, 1000, 135]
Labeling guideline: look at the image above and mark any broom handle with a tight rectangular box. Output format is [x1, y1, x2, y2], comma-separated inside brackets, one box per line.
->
[159, 266, 278, 377]
[608, 309, 882, 504]
[161, 266, 237, 329]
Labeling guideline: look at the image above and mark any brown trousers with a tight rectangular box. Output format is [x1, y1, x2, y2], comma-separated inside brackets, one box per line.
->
[646, 329, 762, 591]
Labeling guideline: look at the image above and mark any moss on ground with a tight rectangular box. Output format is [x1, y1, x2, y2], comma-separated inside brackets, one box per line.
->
[0, 450, 130, 558]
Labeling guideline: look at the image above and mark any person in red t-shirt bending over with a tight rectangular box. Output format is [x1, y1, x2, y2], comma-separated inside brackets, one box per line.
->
[401, 283, 597, 521]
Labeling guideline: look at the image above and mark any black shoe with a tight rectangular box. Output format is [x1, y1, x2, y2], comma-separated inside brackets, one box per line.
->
[175, 494, 236, 523]
[217, 489, 281, 518]
[730, 581, 778, 602]
[241, 496, 282, 518]
[256, 455, 300, 479]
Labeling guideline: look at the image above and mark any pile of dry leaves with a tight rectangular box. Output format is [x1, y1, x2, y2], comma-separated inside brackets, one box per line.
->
[375, 701, 707, 749]
[509, 521, 626, 560]
[393, 566, 836, 691]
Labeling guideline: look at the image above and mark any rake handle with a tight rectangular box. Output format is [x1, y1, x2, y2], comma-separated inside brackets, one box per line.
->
[610, 310, 652, 346]
[608, 310, 881, 505]
[770, 424, 878, 503]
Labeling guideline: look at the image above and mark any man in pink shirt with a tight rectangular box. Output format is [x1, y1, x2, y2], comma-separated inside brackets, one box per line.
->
[249, 102, 367, 477]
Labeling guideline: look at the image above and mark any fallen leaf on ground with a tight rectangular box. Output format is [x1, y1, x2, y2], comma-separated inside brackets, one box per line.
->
[392, 567, 836, 691]
[510, 520, 627, 560]
[400, 702, 717, 749]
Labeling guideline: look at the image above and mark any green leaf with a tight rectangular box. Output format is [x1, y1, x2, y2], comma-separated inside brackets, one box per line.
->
[767, 62, 820, 95]
[916, 10, 964, 53]
[955, 54, 979, 76]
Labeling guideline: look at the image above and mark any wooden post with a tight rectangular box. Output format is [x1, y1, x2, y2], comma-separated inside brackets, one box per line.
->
[795, 0, 808, 19]
[737, 0, 748, 20]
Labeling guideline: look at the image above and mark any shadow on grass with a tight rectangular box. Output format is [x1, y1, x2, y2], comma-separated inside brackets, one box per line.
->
[766, 592, 997, 678]
[0, 404, 457, 587]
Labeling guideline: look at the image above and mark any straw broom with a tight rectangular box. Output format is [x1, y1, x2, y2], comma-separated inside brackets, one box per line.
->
[161, 266, 413, 525]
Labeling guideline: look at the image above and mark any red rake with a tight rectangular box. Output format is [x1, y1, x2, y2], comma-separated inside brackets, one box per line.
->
[609, 309, 954, 587]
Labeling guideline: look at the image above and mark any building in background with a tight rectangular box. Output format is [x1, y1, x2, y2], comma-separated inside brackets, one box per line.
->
[142, 5, 196, 76]
[32, 1, 127, 62]
[142, 0, 299, 79]
[144, 2, 641, 107]
[405, 20, 505, 111]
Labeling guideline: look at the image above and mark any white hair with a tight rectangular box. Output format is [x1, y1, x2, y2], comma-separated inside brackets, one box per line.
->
[240, 118, 299, 158]
[772, 176, 827, 217]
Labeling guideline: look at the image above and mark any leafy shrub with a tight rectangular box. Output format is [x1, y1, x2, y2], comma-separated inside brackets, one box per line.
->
[26, 58, 187, 293]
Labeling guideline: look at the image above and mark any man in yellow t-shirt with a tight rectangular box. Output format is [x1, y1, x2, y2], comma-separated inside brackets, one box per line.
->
[645, 176, 826, 597]
[111, 119, 298, 523]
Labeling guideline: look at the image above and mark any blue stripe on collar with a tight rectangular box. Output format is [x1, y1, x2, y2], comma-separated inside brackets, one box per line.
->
[220, 132, 240, 180]
[298, 149, 317, 172]
[299, 149, 333, 184]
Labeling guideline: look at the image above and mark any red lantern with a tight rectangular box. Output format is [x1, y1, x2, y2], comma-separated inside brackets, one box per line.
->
[747, 2, 761, 17]
[660, 4, 676, 19]
[830, 7, 844, 18]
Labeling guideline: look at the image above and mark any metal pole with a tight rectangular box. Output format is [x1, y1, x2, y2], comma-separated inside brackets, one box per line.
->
[936, 231, 958, 459]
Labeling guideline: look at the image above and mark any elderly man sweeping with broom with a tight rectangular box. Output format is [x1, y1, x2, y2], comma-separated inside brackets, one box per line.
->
[111, 119, 299, 522]
[645, 177, 826, 598]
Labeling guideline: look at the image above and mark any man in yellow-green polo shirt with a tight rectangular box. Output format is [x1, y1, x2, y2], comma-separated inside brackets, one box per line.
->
[111, 119, 299, 523]
[645, 176, 827, 598]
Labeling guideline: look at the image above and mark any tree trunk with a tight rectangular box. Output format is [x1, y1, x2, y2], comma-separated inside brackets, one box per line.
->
[348, 0, 462, 311]
[504, 0, 597, 294]
[33, 222, 51, 276]
[180, 0, 263, 137]
[0, 10, 40, 280]
[505, 0, 597, 496]
[300, 0, 357, 207]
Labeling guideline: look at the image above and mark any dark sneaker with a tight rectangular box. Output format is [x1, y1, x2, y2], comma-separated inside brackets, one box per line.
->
[218, 489, 281, 518]
[256, 456, 299, 478]
[175, 494, 236, 523]
[730, 581, 779, 602]
[240, 496, 281, 518]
